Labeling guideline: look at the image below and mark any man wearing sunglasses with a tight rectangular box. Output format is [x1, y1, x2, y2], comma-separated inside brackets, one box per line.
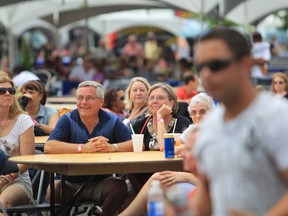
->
[192, 27, 288, 216]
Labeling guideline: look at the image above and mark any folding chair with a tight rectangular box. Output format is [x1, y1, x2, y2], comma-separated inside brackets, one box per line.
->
[57, 175, 103, 216]
[34, 70, 52, 92]
[29, 150, 50, 204]
[71, 202, 102, 216]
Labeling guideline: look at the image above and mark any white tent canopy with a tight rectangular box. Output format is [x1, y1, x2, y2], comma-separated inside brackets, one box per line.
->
[225, 0, 288, 26]
[57, 9, 185, 45]
[1, 0, 287, 67]
[0, 0, 196, 67]
[0, 0, 287, 29]
[0, 0, 219, 67]
[0, 0, 220, 29]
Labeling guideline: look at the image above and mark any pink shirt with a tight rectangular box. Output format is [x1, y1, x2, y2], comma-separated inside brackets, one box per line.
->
[122, 43, 143, 58]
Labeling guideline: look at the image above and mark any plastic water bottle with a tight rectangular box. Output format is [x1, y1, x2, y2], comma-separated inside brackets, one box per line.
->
[166, 183, 194, 216]
[147, 180, 164, 216]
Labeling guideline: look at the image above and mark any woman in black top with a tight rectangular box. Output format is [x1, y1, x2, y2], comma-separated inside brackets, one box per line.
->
[133, 82, 190, 151]
[128, 83, 190, 192]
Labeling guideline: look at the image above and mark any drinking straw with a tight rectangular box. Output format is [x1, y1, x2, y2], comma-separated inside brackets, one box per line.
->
[172, 118, 177, 133]
[129, 123, 135, 134]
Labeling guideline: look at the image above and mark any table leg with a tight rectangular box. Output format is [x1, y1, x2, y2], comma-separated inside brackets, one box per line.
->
[50, 172, 55, 215]
[61, 175, 66, 215]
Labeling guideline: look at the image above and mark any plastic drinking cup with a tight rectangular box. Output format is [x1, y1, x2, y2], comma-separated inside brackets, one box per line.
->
[132, 134, 144, 152]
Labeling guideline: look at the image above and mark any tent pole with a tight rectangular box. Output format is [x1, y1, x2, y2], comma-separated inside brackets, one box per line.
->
[244, 0, 249, 31]
[84, 0, 89, 54]
[218, 0, 224, 24]
[200, 0, 205, 38]
[7, 27, 16, 69]
[53, 10, 60, 50]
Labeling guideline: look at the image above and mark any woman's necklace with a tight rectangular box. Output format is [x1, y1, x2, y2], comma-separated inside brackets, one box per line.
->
[129, 105, 147, 120]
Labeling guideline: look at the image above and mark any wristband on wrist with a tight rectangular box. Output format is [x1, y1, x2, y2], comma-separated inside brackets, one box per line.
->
[157, 118, 164, 123]
[32, 120, 39, 127]
[78, 144, 83, 153]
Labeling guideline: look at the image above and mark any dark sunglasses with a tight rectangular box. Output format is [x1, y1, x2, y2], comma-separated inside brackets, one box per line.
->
[119, 96, 125, 101]
[195, 59, 234, 73]
[0, 87, 16, 95]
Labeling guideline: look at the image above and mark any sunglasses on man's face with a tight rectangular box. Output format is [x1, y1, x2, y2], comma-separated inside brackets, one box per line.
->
[195, 59, 234, 73]
[0, 87, 16, 95]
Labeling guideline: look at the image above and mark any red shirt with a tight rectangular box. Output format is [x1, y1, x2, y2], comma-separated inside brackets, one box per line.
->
[176, 86, 198, 100]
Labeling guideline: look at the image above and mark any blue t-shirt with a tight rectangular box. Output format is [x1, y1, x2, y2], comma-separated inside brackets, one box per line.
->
[48, 108, 132, 183]
[36, 105, 58, 125]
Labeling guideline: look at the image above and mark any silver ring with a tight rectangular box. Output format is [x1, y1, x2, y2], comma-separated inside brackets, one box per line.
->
[0, 178, 7, 184]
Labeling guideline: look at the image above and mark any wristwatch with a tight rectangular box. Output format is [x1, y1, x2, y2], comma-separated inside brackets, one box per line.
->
[113, 144, 119, 152]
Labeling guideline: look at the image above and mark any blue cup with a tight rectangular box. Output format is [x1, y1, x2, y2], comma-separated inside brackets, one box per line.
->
[164, 133, 175, 158]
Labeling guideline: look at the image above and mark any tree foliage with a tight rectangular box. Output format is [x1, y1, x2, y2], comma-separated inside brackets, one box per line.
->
[20, 38, 33, 69]
[274, 9, 288, 30]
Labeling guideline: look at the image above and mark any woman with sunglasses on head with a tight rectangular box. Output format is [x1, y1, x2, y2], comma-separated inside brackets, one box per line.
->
[18, 80, 60, 135]
[122, 77, 151, 126]
[270, 72, 288, 99]
[0, 76, 35, 208]
[102, 88, 127, 120]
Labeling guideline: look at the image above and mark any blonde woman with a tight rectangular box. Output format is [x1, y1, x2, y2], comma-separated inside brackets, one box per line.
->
[123, 77, 151, 126]
[0, 76, 34, 208]
[270, 72, 288, 99]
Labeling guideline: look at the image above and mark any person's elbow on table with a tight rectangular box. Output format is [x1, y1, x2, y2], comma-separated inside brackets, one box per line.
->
[44, 140, 58, 154]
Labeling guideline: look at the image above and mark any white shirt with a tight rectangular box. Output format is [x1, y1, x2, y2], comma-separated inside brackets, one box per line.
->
[0, 114, 34, 190]
[251, 41, 271, 79]
[69, 65, 95, 82]
[194, 92, 288, 216]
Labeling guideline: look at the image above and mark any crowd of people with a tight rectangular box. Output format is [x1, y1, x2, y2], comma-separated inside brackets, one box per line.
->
[0, 27, 287, 216]
[0, 32, 194, 95]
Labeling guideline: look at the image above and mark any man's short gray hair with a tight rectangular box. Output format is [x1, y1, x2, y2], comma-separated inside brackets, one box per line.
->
[77, 81, 104, 98]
